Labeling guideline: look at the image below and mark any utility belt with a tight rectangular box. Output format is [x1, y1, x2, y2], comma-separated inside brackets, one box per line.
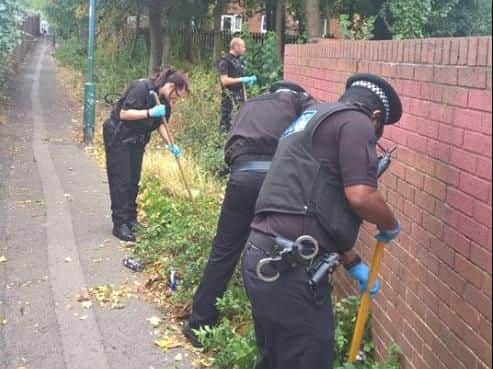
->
[230, 160, 271, 173]
[248, 231, 340, 286]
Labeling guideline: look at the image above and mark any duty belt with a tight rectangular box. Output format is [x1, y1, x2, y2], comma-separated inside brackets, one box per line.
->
[230, 161, 271, 173]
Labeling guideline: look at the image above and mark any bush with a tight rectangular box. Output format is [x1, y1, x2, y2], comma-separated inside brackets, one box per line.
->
[0, 0, 21, 89]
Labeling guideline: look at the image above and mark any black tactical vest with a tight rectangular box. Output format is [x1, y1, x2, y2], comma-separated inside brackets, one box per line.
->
[219, 53, 245, 96]
[224, 91, 305, 165]
[255, 102, 369, 252]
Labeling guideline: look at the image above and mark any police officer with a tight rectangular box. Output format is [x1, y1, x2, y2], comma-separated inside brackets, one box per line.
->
[182, 81, 317, 347]
[242, 74, 403, 369]
[218, 37, 257, 132]
[103, 68, 189, 242]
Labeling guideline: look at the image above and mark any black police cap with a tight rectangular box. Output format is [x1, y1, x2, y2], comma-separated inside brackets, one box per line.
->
[270, 80, 307, 94]
[345, 73, 402, 125]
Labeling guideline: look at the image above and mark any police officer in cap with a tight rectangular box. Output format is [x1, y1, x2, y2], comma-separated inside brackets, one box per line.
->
[242, 73, 403, 369]
[103, 67, 189, 242]
[183, 81, 317, 347]
[218, 37, 257, 132]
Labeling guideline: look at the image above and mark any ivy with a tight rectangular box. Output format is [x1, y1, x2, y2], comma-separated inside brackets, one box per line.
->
[0, 0, 22, 89]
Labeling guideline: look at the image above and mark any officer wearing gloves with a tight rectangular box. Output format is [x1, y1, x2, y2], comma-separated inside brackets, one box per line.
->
[103, 68, 189, 242]
[218, 37, 257, 132]
[182, 81, 317, 347]
[242, 73, 402, 369]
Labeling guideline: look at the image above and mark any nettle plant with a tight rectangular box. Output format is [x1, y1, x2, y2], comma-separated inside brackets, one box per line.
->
[0, 0, 21, 89]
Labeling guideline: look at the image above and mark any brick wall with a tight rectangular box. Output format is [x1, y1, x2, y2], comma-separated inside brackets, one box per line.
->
[284, 37, 492, 369]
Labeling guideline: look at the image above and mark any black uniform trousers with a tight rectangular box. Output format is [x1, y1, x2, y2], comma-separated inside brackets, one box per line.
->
[220, 90, 244, 132]
[189, 169, 266, 329]
[103, 120, 145, 226]
[242, 231, 335, 369]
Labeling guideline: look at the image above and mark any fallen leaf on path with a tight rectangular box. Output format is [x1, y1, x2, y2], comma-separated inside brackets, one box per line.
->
[147, 316, 162, 328]
[0, 316, 7, 325]
[81, 301, 93, 309]
[64, 257, 72, 263]
[154, 337, 183, 352]
[175, 353, 183, 361]
[0, 256, 7, 264]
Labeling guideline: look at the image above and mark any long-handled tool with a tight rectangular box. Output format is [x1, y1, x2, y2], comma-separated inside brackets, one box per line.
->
[348, 240, 385, 362]
[150, 91, 193, 200]
[348, 144, 397, 363]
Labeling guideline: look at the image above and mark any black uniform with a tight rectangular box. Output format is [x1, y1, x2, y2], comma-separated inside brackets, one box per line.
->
[218, 53, 246, 132]
[103, 79, 169, 227]
[188, 89, 315, 332]
[242, 103, 380, 369]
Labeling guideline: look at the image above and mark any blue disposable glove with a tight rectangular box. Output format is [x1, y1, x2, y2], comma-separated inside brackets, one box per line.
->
[375, 221, 401, 244]
[240, 75, 257, 86]
[148, 104, 166, 119]
[348, 263, 381, 298]
[166, 144, 181, 158]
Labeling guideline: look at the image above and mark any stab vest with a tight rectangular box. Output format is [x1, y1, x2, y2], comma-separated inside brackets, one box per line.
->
[224, 91, 304, 165]
[255, 102, 370, 252]
[218, 53, 245, 97]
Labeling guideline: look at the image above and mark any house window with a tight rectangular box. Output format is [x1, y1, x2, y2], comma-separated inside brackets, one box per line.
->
[221, 15, 242, 32]
[260, 15, 267, 33]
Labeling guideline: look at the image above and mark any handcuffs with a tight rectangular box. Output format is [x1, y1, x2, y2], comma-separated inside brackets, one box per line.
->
[256, 235, 320, 283]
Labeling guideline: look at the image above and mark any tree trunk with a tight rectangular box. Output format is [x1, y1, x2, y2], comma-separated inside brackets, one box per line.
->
[212, 1, 224, 64]
[148, 0, 163, 75]
[266, 0, 277, 31]
[275, 0, 285, 59]
[305, 0, 322, 41]
[162, 23, 171, 66]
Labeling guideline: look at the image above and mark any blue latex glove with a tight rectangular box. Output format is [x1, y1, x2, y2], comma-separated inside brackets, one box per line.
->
[166, 144, 181, 158]
[375, 221, 401, 244]
[148, 104, 166, 119]
[240, 75, 257, 87]
[348, 263, 381, 298]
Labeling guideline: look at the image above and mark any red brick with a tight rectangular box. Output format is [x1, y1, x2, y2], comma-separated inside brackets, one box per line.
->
[446, 188, 475, 216]
[454, 107, 484, 132]
[463, 328, 492, 368]
[405, 168, 425, 188]
[403, 80, 421, 98]
[429, 238, 455, 266]
[457, 213, 491, 248]
[414, 153, 435, 176]
[455, 253, 485, 289]
[479, 319, 492, 344]
[459, 38, 469, 65]
[422, 344, 448, 369]
[429, 102, 454, 123]
[414, 65, 434, 81]
[434, 65, 458, 85]
[443, 86, 469, 107]
[463, 131, 492, 157]
[470, 243, 493, 274]
[415, 191, 436, 214]
[481, 112, 492, 134]
[416, 117, 439, 139]
[450, 38, 460, 64]
[424, 176, 447, 201]
[458, 67, 488, 88]
[435, 162, 461, 186]
[427, 139, 451, 162]
[406, 132, 428, 153]
[444, 224, 471, 257]
[390, 159, 406, 179]
[469, 89, 493, 112]
[477, 37, 490, 66]
[445, 326, 479, 369]
[396, 64, 415, 79]
[450, 291, 481, 329]
[397, 178, 415, 201]
[440, 263, 466, 295]
[417, 246, 441, 275]
[464, 283, 492, 320]
[438, 124, 464, 146]
[420, 82, 444, 102]
[473, 201, 492, 228]
[438, 302, 467, 338]
[404, 200, 422, 224]
[422, 213, 444, 239]
[409, 98, 432, 118]
[459, 172, 491, 202]
[411, 222, 433, 248]
[468, 37, 479, 65]
[450, 147, 478, 173]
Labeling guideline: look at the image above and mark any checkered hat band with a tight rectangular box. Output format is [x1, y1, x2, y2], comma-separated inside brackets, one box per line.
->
[351, 80, 391, 123]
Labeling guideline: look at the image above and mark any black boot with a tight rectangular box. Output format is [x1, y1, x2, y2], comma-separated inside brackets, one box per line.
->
[112, 224, 136, 242]
[182, 320, 203, 348]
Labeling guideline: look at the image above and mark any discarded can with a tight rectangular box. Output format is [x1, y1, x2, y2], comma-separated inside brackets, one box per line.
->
[122, 256, 144, 272]
[169, 270, 180, 292]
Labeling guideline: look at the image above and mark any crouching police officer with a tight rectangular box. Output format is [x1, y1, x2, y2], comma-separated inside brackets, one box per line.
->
[103, 68, 189, 242]
[183, 81, 317, 347]
[242, 74, 403, 369]
[218, 37, 257, 133]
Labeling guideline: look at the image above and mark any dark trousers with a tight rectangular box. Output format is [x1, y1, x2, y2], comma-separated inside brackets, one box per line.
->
[103, 120, 145, 226]
[242, 231, 335, 369]
[189, 170, 266, 328]
[220, 91, 244, 133]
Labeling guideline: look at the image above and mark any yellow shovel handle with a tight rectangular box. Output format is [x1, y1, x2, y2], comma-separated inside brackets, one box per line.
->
[348, 241, 386, 363]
